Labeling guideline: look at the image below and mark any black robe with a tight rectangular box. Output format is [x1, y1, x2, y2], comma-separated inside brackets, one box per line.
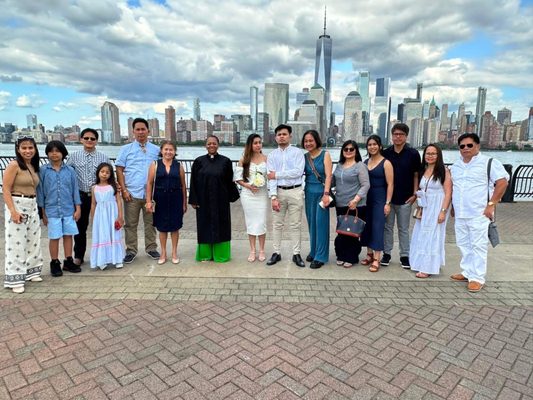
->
[188, 153, 239, 244]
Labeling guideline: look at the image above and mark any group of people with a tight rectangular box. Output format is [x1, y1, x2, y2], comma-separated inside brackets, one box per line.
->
[3, 119, 508, 294]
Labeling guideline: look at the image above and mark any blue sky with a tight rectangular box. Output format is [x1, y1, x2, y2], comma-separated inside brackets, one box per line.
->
[1, 0, 532, 133]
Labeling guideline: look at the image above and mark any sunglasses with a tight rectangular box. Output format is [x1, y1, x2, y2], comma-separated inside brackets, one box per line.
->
[459, 143, 474, 149]
[83, 137, 97, 141]
[16, 135, 35, 143]
[343, 147, 355, 152]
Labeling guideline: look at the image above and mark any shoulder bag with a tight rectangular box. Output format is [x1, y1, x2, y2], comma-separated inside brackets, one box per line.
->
[336, 207, 365, 237]
[412, 176, 430, 219]
[486, 158, 500, 247]
[306, 152, 335, 208]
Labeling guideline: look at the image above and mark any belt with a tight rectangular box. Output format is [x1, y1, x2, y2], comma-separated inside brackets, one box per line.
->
[278, 184, 302, 190]
[12, 193, 36, 198]
[80, 191, 92, 197]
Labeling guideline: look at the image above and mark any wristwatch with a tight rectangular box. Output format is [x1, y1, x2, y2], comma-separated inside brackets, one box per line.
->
[487, 201, 495, 206]
[385, 201, 391, 205]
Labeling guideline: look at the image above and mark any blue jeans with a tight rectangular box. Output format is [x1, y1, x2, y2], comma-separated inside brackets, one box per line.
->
[384, 203, 412, 257]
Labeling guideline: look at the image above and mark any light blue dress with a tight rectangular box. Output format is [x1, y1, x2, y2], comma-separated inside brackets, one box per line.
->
[90, 185, 125, 269]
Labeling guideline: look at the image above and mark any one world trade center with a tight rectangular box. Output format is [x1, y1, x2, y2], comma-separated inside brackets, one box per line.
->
[314, 8, 332, 136]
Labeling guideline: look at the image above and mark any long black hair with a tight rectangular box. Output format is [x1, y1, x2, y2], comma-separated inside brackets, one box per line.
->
[365, 134, 384, 157]
[242, 133, 261, 181]
[15, 136, 40, 172]
[338, 140, 362, 164]
[421, 144, 446, 185]
[95, 162, 118, 194]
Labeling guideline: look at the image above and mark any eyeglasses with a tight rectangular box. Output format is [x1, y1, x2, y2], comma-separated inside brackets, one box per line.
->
[83, 137, 97, 141]
[459, 143, 474, 149]
[392, 132, 406, 137]
[343, 147, 355, 152]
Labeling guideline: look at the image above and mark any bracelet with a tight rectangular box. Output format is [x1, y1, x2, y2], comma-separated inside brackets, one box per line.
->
[324, 191, 330, 195]
[440, 208, 446, 212]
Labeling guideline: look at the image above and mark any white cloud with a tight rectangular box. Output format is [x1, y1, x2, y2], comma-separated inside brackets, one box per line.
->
[0, 91, 11, 110]
[15, 94, 46, 108]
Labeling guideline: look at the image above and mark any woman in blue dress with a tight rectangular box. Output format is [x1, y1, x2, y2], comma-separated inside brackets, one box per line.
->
[146, 141, 187, 265]
[362, 135, 394, 273]
[302, 130, 333, 269]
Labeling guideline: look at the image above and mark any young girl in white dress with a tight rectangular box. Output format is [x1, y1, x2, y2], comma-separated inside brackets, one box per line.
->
[234, 134, 268, 262]
[409, 144, 452, 278]
[90, 163, 125, 270]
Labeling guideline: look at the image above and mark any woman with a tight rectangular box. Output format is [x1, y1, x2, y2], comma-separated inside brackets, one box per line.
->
[146, 141, 187, 265]
[302, 130, 333, 269]
[409, 144, 452, 278]
[234, 134, 268, 262]
[189, 135, 240, 263]
[3, 136, 43, 293]
[362, 135, 394, 273]
[331, 140, 370, 268]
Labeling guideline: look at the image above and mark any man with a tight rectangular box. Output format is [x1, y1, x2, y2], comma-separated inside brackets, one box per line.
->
[450, 133, 508, 292]
[66, 128, 110, 268]
[116, 118, 160, 263]
[382, 123, 421, 268]
[266, 124, 306, 267]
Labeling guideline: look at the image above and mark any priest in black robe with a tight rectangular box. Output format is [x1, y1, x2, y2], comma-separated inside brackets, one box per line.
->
[189, 135, 239, 262]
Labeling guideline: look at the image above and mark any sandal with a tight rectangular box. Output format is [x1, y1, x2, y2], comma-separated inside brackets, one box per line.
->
[258, 251, 266, 262]
[415, 272, 430, 278]
[247, 251, 256, 262]
[343, 262, 353, 268]
[360, 253, 374, 266]
[369, 259, 380, 273]
[336, 260, 344, 266]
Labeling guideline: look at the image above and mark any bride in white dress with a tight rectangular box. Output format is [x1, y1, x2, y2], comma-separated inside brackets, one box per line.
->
[234, 134, 269, 262]
[409, 144, 452, 278]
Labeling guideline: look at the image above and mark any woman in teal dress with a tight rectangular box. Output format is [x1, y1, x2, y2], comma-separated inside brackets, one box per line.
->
[302, 130, 333, 269]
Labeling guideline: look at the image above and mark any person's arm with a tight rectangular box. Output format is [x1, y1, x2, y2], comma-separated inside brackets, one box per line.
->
[2, 162, 23, 224]
[321, 151, 333, 207]
[484, 178, 508, 219]
[384, 160, 394, 216]
[71, 169, 81, 221]
[266, 153, 277, 197]
[180, 164, 187, 214]
[115, 189, 124, 226]
[116, 166, 131, 202]
[438, 169, 452, 223]
[145, 162, 156, 213]
[89, 186, 96, 225]
[406, 150, 422, 204]
[356, 163, 370, 199]
[37, 169, 48, 226]
[274, 149, 305, 180]
[188, 159, 199, 208]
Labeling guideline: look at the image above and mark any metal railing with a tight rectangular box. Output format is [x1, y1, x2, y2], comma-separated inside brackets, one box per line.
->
[0, 156, 530, 202]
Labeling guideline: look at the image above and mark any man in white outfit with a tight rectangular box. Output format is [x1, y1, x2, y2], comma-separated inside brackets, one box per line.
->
[266, 124, 306, 268]
[449, 133, 509, 292]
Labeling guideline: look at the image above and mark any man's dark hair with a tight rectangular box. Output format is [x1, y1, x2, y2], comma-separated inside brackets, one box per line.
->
[80, 128, 99, 140]
[301, 129, 322, 148]
[132, 117, 149, 130]
[391, 122, 409, 135]
[457, 132, 480, 145]
[206, 134, 220, 144]
[275, 124, 292, 134]
[45, 140, 69, 160]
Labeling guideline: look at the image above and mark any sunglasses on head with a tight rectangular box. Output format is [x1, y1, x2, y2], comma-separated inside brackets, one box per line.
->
[459, 143, 474, 149]
[83, 137, 97, 141]
[343, 147, 355, 152]
[16, 135, 34, 143]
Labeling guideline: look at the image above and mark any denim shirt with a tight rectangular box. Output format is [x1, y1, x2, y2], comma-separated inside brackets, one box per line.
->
[37, 163, 81, 218]
[115, 141, 159, 199]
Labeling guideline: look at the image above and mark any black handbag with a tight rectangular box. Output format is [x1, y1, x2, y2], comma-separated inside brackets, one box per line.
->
[336, 208, 365, 237]
[306, 152, 335, 208]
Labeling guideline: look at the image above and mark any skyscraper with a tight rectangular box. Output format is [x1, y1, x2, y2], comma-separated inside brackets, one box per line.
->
[165, 106, 176, 141]
[193, 98, 201, 121]
[358, 71, 370, 121]
[475, 87, 487, 135]
[101, 101, 120, 143]
[314, 7, 332, 133]
[497, 108, 512, 125]
[416, 83, 423, 101]
[26, 114, 37, 130]
[374, 77, 391, 142]
[441, 103, 449, 130]
[250, 86, 258, 131]
[148, 118, 160, 138]
[343, 91, 363, 142]
[264, 83, 289, 130]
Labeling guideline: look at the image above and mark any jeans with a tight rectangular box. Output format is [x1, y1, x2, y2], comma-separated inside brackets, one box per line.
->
[384, 203, 412, 257]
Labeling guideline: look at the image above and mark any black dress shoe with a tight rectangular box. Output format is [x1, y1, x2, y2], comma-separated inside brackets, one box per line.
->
[292, 254, 305, 268]
[310, 261, 324, 269]
[305, 255, 313, 262]
[266, 253, 281, 266]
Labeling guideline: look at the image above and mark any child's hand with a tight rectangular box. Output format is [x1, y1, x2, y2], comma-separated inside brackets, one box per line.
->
[42, 215, 48, 226]
[73, 209, 81, 221]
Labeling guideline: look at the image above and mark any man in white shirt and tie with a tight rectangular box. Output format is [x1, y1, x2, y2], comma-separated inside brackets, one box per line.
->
[449, 133, 509, 292]
[266, 124, 306, 267]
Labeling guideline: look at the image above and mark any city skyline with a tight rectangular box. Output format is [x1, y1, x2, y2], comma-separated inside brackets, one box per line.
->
[0, 0, 532, 131]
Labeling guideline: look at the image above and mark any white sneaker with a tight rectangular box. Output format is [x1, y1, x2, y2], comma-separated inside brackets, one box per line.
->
[30, 276, 43, 282]
[115, 263, 123, 269]
[12, 286, 25, 294]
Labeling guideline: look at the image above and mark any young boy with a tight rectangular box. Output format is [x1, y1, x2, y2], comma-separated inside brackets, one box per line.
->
[37, 141, 82, 276]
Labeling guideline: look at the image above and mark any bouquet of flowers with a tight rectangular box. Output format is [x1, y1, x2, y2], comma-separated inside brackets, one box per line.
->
[252, 171, 266, 187]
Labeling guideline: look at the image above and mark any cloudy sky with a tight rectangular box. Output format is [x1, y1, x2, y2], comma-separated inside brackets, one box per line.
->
[1, 0, 532, 132]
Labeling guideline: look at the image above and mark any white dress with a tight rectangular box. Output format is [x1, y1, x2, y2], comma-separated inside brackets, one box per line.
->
[409, 176, 449, 275]
[234, 162, 268, 235]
